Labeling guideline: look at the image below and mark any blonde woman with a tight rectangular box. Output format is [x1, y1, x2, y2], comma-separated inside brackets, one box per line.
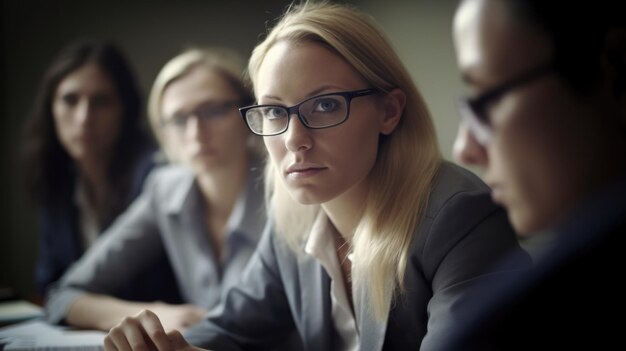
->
[105, 3, 529, 350]
[45, 48, 266, 332]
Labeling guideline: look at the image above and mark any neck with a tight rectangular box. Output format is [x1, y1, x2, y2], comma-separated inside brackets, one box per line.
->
[196, 154, 249, 218]
[76, 155, 111, 197]
[321, 181, 369, 241]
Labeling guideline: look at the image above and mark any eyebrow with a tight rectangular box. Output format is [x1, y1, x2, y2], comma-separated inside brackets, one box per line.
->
[259, 84, 345, 104]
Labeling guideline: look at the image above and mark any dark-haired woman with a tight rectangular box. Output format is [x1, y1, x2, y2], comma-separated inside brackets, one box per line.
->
[22, 40, 175, 300]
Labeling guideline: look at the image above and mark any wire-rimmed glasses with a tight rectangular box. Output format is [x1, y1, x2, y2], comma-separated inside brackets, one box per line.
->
[457, 63, 554, 145]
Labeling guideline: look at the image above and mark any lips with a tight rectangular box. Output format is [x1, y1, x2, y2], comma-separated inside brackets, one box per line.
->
[285, 163, 327, 178]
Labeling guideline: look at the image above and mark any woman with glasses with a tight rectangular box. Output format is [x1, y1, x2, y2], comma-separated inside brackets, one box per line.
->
[105, 3, 528, 350]
[442, 0, 626, 349]
[45, 48, 267, 333]
[21, 40, 168, 298]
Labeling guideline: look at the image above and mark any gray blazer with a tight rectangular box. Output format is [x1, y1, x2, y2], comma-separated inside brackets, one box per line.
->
[184, 162, 530, 350]
[45, 162, 266, 324]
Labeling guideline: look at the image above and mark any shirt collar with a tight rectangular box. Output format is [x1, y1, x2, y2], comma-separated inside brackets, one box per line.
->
[225, 156, 266, 244]
[167, 155, 266, 244]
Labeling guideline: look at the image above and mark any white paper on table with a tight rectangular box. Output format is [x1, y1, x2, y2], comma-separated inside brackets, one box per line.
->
[0, 300, 44, 323]
[0, 319, 105, 351]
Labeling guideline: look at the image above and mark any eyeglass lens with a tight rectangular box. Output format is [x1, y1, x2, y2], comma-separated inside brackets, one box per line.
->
[245, 94, 348, 135]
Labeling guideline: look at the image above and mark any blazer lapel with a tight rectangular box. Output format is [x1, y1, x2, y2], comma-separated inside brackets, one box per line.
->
[300, 255, 335, 350]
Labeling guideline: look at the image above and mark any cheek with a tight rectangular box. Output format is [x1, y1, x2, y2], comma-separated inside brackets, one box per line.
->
[263, 137, 284, 165]
[94, 107, 123, 144]
[326, 121, 381, 183]
[216, 118, 249, 146]
[164, 132, 187, 162]
[52, 107, 74, 146]
[490, 93, 579, 232]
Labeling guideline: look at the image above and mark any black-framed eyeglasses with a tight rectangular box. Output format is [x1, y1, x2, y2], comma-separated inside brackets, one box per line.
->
[457, 63, 554, 145]
[161, 101, 239, 130]
[239, 88, 379, 136]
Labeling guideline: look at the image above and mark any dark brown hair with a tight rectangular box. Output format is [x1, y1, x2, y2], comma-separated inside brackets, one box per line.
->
[22, 40, 154, 223]
[502, 0, 626, 95]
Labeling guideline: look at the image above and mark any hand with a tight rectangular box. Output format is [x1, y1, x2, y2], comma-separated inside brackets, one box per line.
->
[104, 309, 205, 351]
[148, 302, 208, 332]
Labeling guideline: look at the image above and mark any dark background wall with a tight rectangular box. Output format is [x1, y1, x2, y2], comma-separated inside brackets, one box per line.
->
[0, 0, 462, 299]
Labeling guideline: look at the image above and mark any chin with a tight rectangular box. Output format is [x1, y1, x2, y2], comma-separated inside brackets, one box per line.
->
[509, 208, 551, 238]
[287, 187, 330, 205]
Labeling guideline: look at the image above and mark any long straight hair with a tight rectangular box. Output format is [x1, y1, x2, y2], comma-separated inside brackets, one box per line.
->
[22, 40, 153, 224]
[248, 1, 441, 319]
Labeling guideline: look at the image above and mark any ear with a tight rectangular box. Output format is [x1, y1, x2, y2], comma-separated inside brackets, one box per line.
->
[379, 88, 406, 135]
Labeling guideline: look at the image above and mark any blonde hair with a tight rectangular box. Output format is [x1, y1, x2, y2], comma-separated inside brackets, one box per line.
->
[248, 2, 442, 319]
[147, 48, 254, 161]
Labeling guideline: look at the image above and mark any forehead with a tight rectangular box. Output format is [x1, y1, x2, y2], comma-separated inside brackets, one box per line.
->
[161, 67, 238, 113]
[453, 0, 551, 82]
[255, 40, 367, 102]
[57, 63, 116, 93]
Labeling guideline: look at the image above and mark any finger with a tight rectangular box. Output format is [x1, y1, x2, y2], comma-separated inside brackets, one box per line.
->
[104, 334, 119, 351]
[137, 309, 173, 351]
[106, 322, 139, 351]
[167, 330, 191, 350]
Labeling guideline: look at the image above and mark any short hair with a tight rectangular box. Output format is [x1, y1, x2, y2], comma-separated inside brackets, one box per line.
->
[147, 48, 254, 162]
[501, 0, 626, 94]
[248, 1, 441, 319]
[22, 39, 153, 209]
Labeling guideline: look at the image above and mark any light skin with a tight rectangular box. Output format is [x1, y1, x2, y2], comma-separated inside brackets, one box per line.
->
[103, 40, 405, 351]
[53, 62, 122, 211]
[259, 41, 403, 305]
[161, 67, 250, 255]
[453, 0, 626, 235]
[259, 41, 404, 237]
[67, 67, 251, 334]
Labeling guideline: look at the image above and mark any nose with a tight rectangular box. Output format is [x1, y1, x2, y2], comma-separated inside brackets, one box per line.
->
[284, 113, 312, 152]
[453, 122, 488, 167]
[75, 99, 91, 126]
[184, 114, 209, 141]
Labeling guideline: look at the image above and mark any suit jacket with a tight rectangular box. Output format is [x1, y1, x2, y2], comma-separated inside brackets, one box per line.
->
[35, 150, 178, 303]
[183, 162, 530, 351]
[440, 179, 626, 350]
[45, 160, 266, 324]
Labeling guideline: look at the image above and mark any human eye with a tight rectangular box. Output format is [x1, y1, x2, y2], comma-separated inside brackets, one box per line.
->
[166, 114, 188, 128]
[197, 106, 221, 119]
[196, 102, 233, 120]
[261, 106, 287, 120]
[61, 93, 79, 106]
[312, 97, 341, 113]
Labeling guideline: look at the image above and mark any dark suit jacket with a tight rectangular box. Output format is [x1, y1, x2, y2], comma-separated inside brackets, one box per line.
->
[35, 150, 180, 304]
[441, 180, 626, 350]
[184, 162, 530, 350]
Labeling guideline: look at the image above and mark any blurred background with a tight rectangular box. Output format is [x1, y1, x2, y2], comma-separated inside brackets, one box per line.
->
[0, 0, 463, 299]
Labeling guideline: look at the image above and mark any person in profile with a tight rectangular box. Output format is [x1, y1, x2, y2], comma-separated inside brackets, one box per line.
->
[45, 48, 267, 333]
[102, 2, 528, 350]
[445, 0, 626, 349]
[21, 40, 167, 298]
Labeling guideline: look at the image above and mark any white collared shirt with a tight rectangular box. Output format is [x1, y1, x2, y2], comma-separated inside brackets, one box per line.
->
[305, 211, 359, 351]
[73, 178, 100, 249]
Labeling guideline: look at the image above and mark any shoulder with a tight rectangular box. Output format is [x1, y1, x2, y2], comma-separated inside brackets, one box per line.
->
[142, 164, 195, 202]
[425, 161, 491, 219]
[412, 161, 515, 265]
[128, 149, 159, 194]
